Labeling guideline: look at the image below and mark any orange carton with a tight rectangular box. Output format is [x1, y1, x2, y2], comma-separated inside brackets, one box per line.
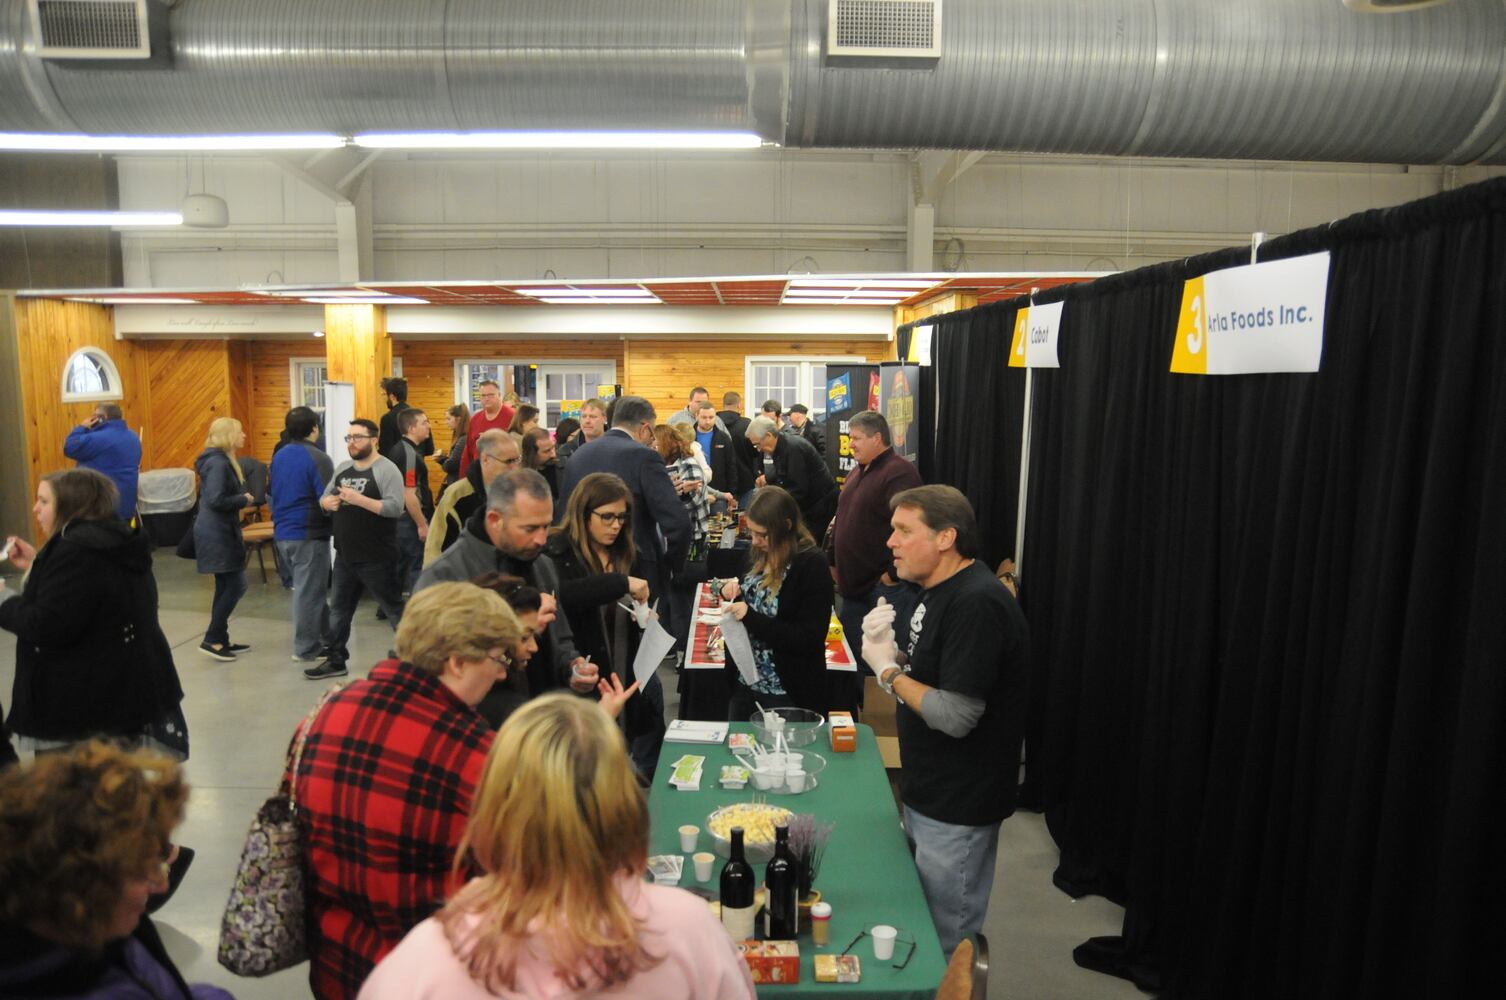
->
[739, 940, 801, 984]
[829, 710, 856, 752]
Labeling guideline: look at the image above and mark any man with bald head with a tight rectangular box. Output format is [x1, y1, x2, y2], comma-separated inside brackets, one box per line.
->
[423, 428, 520, 564]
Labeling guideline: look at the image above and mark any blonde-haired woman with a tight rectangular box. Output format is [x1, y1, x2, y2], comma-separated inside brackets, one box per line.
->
[360, 693, 755, 1000]
[193, 416, 255, 660]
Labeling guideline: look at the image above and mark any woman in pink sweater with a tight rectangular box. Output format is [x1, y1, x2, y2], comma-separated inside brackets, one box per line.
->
[358, 693, 755, 1000]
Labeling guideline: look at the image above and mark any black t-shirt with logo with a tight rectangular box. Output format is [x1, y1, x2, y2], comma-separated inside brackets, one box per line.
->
[330, 458, 399, 562]
[395, 438, 434, 520]
[897, 559, 1029, 827]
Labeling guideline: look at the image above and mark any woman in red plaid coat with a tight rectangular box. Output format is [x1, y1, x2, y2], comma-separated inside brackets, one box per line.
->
[289, 582, 530, 999]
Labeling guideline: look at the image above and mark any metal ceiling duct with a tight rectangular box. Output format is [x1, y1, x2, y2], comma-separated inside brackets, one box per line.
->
[1, 0, 1504, 164]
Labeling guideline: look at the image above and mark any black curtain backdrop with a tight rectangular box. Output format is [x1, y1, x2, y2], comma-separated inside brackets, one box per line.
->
[897, 310, 1026, 570]
[935, 178, 1506, 998]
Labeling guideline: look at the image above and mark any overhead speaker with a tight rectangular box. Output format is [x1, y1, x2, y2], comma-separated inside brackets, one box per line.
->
[181, 193, 229, 229]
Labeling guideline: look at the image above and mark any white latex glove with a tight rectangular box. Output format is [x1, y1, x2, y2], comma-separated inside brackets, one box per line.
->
[862, 597, 898, 643]
[631, 600, 654, 629]
[863, 632, 899, 676]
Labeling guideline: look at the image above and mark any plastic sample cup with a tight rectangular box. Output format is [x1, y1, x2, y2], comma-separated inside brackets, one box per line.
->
[678, 824, 699, 853]
[693, 851, 715, 882]
[872, 924, 898, 961]
[786, 766, 807, 792]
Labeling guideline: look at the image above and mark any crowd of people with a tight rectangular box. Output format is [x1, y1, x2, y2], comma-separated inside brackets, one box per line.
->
[0, 374, 1028, 997]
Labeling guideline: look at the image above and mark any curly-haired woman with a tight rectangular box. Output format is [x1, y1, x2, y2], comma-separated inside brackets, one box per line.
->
[0, 742, 232, 998]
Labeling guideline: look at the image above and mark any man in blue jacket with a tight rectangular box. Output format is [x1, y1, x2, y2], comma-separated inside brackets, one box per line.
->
[269, 406, 335, 662]
[63, 404, 141, 522]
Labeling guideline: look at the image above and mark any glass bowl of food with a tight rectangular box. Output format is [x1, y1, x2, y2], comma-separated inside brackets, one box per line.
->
[749, 707, 825, 748]
[707, 801, 794, 862]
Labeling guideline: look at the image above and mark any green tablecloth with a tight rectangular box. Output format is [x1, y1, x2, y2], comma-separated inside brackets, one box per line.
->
[648, 724, 946, 998]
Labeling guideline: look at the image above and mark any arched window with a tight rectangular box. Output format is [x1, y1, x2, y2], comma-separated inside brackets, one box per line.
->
[60, 347, 124, 403]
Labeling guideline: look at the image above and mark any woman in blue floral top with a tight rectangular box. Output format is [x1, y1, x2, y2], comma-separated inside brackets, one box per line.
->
[718, 487, 835, 720]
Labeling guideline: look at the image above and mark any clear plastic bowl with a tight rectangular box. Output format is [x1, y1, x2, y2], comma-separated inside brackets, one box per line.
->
[739, 749, 829, 795]
[749, 707, 826, 749]
[707, 802, 794, 862]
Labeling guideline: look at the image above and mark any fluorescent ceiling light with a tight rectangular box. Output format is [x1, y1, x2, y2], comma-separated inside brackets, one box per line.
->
[516, 287, 655, 298]
[353, 131, 764, 150]
[784, 288, 912, 299]
[787, 278, 937, 289]
[68, 297, 199, 305]
[256, 288, 389, 298]
[0, 133, 345, 152]
[780, 298, 878, 306]
[536, 297, 661, 305]
[305, 297, 427, 305]
[0, 210, 181, 227]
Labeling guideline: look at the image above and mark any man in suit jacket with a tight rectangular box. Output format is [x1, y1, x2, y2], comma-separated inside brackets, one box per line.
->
[718, 391, 758, 507]
[555, 395, 691, 603]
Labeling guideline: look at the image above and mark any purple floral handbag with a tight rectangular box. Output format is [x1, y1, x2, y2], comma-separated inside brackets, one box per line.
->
[216, 685, 341, 976]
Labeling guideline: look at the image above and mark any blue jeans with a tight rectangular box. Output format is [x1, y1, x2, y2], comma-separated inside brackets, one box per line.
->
[837, 579, 920, 677]
[322, 557, 403, 664]
[205, 570, 246, 646]
[903, 805, 1002, 958]
[395, 517, 425, 595]
[277, 539, 331, 659]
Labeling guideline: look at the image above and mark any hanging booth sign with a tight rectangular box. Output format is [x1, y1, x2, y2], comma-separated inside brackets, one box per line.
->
[823, 364, 878, 485]
[559, 399, 584, 420]
[879, 363, 920, 463]
[1007, 302, 1064, 368]
[906, 324, 934, 366]
[1171, 252, 1330, 374]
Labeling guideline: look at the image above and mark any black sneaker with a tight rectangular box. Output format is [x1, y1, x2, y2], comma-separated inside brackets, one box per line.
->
[304, 659, 348, 680]
[199, 642, 236, 662]
[375, 607, 388, 621]
[224, 642, 251, 653]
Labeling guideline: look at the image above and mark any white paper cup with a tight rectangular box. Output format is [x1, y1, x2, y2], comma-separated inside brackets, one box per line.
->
[785, 767, 807, 792]
[872, 924, 898, 961]
[693, 851, 715, 882]
[751, 769, 776, 790]
[678, 824, 699, 853]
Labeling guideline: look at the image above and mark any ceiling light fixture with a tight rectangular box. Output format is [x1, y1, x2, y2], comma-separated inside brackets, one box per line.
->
[536, 297, 661, 305]
[787, 278, 937, 289]
[780, 298, 887, 306]
[304, 297, 427, 305]
[516, 287, 656, 298]
[784, 288, 914, 299]
[353, 131, 764, 150]
[0, 210, 182, 227]
[0, 133, 345, 152]
[67, 297, 200, 304]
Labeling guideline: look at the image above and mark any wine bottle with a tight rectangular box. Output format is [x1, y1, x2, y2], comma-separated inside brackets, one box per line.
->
[764, 823, 798, 939]
[720, 826, 756, 942]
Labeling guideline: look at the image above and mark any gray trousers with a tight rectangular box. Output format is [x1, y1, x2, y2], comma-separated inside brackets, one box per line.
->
[276, 539, 331, 660]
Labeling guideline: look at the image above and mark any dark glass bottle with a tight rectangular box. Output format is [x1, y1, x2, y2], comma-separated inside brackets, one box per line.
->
[764, 823, 798, 939]
[720, 826, 756, 942]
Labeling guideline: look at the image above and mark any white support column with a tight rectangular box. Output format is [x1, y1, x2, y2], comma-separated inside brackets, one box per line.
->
[907, 200, 936, 272]
[907, 150, 987, 274]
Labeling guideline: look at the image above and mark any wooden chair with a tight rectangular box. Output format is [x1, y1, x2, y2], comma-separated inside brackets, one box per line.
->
[934, 933, 989, 1000]
[241, 517, 278, 584]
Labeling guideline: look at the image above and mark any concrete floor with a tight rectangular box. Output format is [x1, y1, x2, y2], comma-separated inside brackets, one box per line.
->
[1, 555, 1143, 1000]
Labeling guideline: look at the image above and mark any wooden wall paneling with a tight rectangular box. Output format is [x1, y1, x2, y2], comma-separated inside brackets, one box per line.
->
[623, 337, 895, 417]
[0, 294, 34, 541]
[12, 300, 143, 518]
[324, 304, 392, 421]
[394, 338, 626, 499]
[141, 340, 236, 472]
[228, 339, 251, 437]
[247, 340, 325, 463]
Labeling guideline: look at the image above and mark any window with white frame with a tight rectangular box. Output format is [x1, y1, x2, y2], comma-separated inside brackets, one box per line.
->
[745, 357, 863, 422]
[60, 347, 124, 403]
[289, 358, 328, 411]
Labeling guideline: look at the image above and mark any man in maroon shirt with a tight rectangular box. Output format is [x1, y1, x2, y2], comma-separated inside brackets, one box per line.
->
[829, 410, 923, 683]
[457, 379, 515, 477]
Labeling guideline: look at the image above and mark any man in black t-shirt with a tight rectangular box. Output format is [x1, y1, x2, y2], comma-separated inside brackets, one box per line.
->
[861, 485, 1028, 958]
[305, 418, 407, 680]
[392, 407, 434, 595]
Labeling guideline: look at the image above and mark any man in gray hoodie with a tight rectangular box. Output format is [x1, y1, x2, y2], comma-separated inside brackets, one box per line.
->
[415, 468, 595, 726]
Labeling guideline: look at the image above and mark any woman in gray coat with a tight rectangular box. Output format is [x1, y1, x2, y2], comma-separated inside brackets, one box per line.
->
[193, 417, 254, 661]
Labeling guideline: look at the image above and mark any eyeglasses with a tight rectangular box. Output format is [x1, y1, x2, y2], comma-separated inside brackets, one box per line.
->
[481, 452, 521, 466]
[343, 434, 373, 443]
[591, 510, 630, 525]
[483, 651, 509, 669]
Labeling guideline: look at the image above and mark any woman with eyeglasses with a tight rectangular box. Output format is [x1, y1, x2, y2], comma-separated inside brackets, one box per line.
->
[0, 741, 234, 999]
[719, 486, 835, 721]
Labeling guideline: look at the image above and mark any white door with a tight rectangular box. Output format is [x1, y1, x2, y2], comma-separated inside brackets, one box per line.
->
[536, 362, 614, 429]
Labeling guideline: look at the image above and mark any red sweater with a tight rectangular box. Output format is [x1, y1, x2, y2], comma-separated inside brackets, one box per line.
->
[289, 660, 494, 999]
[457, 404, 515, 477]
[830, 448, 923, 597]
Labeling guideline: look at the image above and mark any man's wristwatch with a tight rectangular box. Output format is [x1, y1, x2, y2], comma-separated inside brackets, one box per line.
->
[878, 663, 911, 695]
